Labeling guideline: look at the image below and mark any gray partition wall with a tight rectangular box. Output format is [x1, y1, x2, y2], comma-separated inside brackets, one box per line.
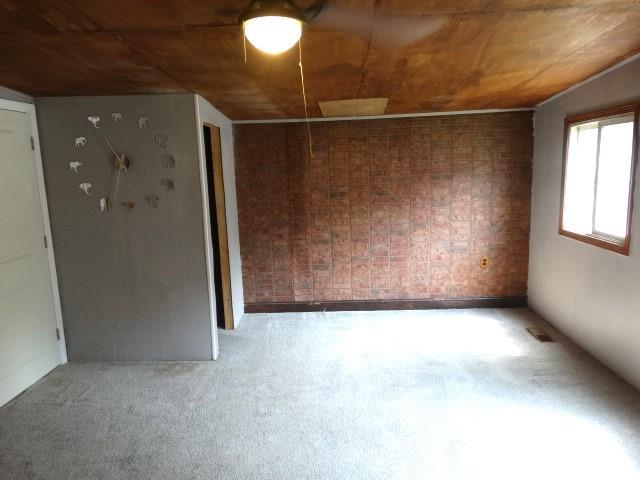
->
[37, 94, 213, 361]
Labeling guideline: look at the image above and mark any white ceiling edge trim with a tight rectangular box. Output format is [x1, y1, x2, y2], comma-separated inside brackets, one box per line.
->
[537, 52, 640, 108]
[232, 107, 533, 124]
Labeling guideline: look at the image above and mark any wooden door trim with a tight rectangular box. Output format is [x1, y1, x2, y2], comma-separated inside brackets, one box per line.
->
[203, 122, 234, 330]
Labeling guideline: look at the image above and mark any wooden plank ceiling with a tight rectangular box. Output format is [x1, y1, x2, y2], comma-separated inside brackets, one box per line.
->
[0, 0, 639, 120]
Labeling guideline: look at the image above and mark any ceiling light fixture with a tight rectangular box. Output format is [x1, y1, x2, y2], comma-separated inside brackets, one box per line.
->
[241, 1, 304, 55]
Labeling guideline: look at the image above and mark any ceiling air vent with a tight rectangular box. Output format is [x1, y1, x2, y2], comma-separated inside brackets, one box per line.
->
[526, 327, 554, 343]
[318, 98, 388, 118]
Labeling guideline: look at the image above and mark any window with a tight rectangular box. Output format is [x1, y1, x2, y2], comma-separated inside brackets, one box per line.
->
[560, 104, 639, 255]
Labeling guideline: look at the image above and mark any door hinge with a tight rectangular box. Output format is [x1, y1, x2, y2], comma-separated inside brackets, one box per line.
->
[30, 137, 35, 151]
[44, 235, 48, 248]
[55, 328, 60, 340]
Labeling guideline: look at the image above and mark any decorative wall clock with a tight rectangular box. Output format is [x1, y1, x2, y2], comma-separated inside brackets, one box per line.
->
[69, 111, 174, 214]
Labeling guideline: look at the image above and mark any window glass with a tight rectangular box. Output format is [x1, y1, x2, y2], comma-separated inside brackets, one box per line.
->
[563, 124, 597, 235]
[593, 120, 634, 238]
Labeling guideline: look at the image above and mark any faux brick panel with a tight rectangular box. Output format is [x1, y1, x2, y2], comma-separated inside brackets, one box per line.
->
[235, 112, 533, 305]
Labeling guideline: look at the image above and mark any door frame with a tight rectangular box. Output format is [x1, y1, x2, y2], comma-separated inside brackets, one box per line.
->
[0, 98, 67, 364]
[195, 103, 220, 359]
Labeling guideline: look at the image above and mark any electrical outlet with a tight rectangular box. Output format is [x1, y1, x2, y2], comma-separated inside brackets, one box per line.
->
[480, 257, 489, 268]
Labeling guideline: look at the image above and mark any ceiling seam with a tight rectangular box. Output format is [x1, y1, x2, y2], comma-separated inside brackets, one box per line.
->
[479, 13, 637, 109]
[356, 0, 381, 98]
[61, 0, 193, 94]
[537, 50, 640, 106]
[115, 36, 193, 94]
[356, 36, 373, 98]
[59, 0, 105, 31]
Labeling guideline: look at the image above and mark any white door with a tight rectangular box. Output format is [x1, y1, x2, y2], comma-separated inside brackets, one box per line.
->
[0, 107, 60, 407]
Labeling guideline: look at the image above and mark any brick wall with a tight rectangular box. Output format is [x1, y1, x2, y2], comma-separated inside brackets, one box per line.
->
[234, 112, 532, 306]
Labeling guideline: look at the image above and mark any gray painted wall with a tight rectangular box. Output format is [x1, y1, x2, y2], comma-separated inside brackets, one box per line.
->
[529, 56, 640, 389]
[195, 95, 245, 327]
[0, 85, 32, 103]
[37, 94, 213, 361]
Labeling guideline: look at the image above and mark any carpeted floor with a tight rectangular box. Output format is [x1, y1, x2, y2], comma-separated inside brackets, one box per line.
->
[1, 308, 640, 480]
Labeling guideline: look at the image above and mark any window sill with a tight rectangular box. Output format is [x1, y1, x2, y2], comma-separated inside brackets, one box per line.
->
[559, 228, 630, 256]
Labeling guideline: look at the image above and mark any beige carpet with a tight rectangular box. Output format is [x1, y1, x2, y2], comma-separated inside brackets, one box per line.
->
[1, 307, 640, 479]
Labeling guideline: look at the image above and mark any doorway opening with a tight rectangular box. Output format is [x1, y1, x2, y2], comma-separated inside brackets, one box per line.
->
[203, 124, 234, 330]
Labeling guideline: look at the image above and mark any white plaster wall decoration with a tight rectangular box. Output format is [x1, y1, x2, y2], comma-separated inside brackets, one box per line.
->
[160, 178, 175, 191]
[145, 194, 159, 208]
[74, 136, 87, 147]
[99, 197, 111, 212]
[87, 115, 101, 128]
[138, 116, 150, 129]
[120, 201, 135, 212]
[79, 182, 93, 195]
[69, 161, 83, 173]
[155, 135, 168, 148]
[161, 154, 176, 169]
[111, 112, 123, 122]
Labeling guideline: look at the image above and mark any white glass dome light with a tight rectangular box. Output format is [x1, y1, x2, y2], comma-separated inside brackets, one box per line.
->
[243, 15, 302, 55]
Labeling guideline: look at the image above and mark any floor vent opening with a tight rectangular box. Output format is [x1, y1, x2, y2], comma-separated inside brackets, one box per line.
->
[526, 327, 554, 343]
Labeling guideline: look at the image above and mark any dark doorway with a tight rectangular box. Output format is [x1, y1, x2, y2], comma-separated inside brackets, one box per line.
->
[203, 124, 234, 330]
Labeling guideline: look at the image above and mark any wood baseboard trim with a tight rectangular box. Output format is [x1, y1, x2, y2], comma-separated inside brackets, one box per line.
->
[244, 296, 527, 313]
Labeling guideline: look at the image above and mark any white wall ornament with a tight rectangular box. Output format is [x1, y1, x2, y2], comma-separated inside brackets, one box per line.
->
[160, 178, 175, 191]
[120, 201, 135, 213]
[111, 112, 123, 122]
[69, 161, 83, 173]
[87, 115, 101, 128]
[145, 194, 159, 208]
[155, 134, 168, 148]
[99, 197, 111, 212]
[78, 182, 92, 195]
[74, 136, 87, 147]
[138, 116, 150, 129]
[162, 154, 176, 169]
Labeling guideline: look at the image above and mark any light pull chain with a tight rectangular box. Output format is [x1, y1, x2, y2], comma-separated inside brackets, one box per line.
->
[242, 22, 247, 63]
[298, 39, 313, 158]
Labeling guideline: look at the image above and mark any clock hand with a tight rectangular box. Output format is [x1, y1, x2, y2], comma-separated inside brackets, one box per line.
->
[104, 133, 120, 159]
[113, 168, 122, 202]
[104, 133, 126, 201]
